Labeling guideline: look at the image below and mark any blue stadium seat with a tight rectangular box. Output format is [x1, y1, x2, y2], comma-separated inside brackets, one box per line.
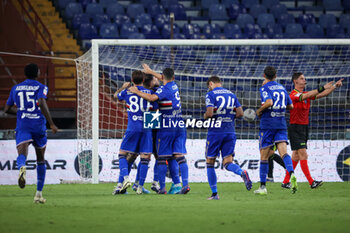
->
[224, 24, 241, 38]
[182, 23, 201, 39]
[114, 15, 130, 26]
[339, 15, 350, 29]
[241, 0, 258, 8]
[234, 64, 252, 77]
[99, 0, 115, 8]
[326, 25, 345, 38]
[160, 0, 178, 8]
[128, 33, 145, 39]
[58, 0, 75, 9]
[285, 24, 304, 38]
[277, 13, 295, 28]
[161, 24, 180, 38]
[244, 24, 262, 38]
[270, 4, 287, 18]
[78, 0, 93, 9]
[222, 0, 239, 8]
[202, 0, 219, 9]
[127, 4, 145, 19]
[120, 23, 138, 39]
[99, 23, 119, 38]
[323, 0, 342, 10]
[85, 3, 103, 17]
[72, 13, 89, 30]
[257, 13, 275, 28]
[228, 3, 247, 19]
[203, 24, 221, 39]
[262, 0, 279, 9]
[265, 24, 283, 38]
[319, 14, 337, 28]
[79, 23, 98, 39]
[168, 4, 187, 20]
[148, 4, 165, 18]
[250, 4, 267, 18]
[209, 4, 228, 20]
[204, 54, 223, 65]
[236, 14, 254, 28]
[141, 24, 161, 39]
[106, 3, 124, 18]
[155, 14, 170, 28]
[92, 14, 110, 28]
[316, 64, 334, 76]
[134, 13, 152, 28]
[65, 3, 83, 19]
[174, 33, 186, 39]
[140, 0, 158, 6]
[305, 24, 324, 38]
[298, 14, 316, 29]
[345, 0, 350, 10]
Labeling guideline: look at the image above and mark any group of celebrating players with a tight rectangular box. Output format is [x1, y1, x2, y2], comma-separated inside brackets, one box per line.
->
[4, 63, 343, 203]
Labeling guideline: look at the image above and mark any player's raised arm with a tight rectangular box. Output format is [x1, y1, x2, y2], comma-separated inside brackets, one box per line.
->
[129, 86, 159, 102]
[113, 82, 131, 99]
[38, 98, 58, 134]
[316, 78, 343, 99]
[142, 64, 163, 81]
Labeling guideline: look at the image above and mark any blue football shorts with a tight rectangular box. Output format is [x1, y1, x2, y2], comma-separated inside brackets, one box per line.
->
[16, 130, 47, 148]
[259, 129, 288, 150]
[120, 130, 153, 154]
[156, 128, 187, 157]
[206, 133, 236, 158]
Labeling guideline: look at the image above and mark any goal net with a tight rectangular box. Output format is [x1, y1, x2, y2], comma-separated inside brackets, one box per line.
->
[76, 39, 350, 184]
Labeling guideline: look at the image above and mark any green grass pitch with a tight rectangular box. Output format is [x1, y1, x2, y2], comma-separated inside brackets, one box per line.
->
[0, 182, 349, 233]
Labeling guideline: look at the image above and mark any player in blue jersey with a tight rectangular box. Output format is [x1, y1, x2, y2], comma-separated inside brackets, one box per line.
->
[112, 70, 157, 195]
[204, 76, 252, 200]
[255, 66, 296, 195]
[4, 63, 58, 203]
[129, 67, 190, 194]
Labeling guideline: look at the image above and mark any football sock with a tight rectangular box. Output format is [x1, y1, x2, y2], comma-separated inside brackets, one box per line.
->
[36, 161, 46, 191]
[17, 154, 26, 169]
[224, 162, 243, 176]
[119, 155, 129, 178]
[283, 159, 298, 184]
[153, 160, 159, 182]
[157, 158, 167, 190]
[206, 163, 217, 194]
[260, 160, 269, 185]
[168, 158, 181, 184]
[300, 160, 314, 185]
[176, 156, 189, 187]
[139, 158, 150, 186]
[282, 154, 294, 175]
[135, 161, 141, 182]
[268, 155, 274, 178]
[273, 153, 286, 168]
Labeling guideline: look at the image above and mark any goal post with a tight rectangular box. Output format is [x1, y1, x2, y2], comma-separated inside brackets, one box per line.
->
[77, 39, 350, 184]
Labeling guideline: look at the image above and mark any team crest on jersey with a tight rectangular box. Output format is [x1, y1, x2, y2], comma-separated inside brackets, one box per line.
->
[263, 91, 268, 98]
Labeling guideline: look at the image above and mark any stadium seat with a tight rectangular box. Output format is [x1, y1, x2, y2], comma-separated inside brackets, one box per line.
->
[262, 0, 279, 9]
[155, 14, 170, 29]
[265, 24, 283, 38]
[182, 23, 201, 39]
[161, 24, 180, 38]
[297, 14, 316, 29]
[65, 3, 83, 19]
[134, 13, 152, 28]
[250, 4, 267, 19]
[345, 0, 350, 10]
[224, 24, 241, 38]
[228, 3, 247, 19]
[285, 24, 304, 38]
[72, 13, 90, 30]
[99, 0, 115, 9]
[323, 0, 342, 10]
[120, 23, 138, 39]
[201, 0, 219, 9]
[204, 54, 223, 65]
[106, 3, 124, 18]
[58, 0, 75, 9]
[148, 4, 165, 18]
[257, 13, 275, 28]
[113, 15, 130, 27]
[319, 14, 337, 29]
[99, 23, 119, 38]
[141, 24, 161, 39]
[140, 0, 158, 7]
[241, 0, 259, 8]
[160, 0, 178, 8]
[305, 24, 324, 38]
[127, 4, 145, 19]
[236, 14, 254, 28]
[174, 33, 186, 39]
[168, 4, 187, 20]
[222, 0, 239, 8]
[79, 23, 98, 39]
[85, 3, 103, 17]
[277, 13, 295, 28]
[209, 4, 228, 20]
[234, 64, 252, 77]
[339, 15, 350, 29]
[78, 0, 93, 8]
[203, 24, 221, 39]
[92, 14, 110, 28]
[244, 24, 262, 38]
[326, 25, 345, 38]
[128, 33, 145, 39]
[270, 4, 287, 18]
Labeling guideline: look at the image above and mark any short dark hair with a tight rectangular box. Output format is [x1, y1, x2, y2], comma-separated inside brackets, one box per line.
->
[292, 72, 303, 84]
[24, 63, 39, 79]
[143, 73, 153, 88]
[132, 70, 144, 84]
[207, 76, 221, 86]
[264, 66, 276, 80]
[162, 68, 174, 80]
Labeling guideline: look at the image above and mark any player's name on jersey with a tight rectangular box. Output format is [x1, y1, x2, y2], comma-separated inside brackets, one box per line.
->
[15, 85, 40, 91]
[162, 118, 222, 129]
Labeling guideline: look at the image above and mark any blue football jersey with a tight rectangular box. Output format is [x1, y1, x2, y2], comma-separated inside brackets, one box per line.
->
[259, 81, 292, 129]
[118, 85, 157, 132]
[206, 87, 241, 135]
[6, 79, 48, 132]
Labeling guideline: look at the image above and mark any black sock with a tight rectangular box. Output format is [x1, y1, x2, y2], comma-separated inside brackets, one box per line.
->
[273, 153, 286, 169]
[261, 182, 266, 187]
[212, 192, 217, 196]
[268, 156, 274, 178]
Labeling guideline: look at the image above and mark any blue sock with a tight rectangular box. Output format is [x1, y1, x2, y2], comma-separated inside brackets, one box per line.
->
[283, 154, 294, 175]
[158, 158, 167, 190]
[135, 161, 141, 183]
[176, 156, 189, 187]
[206, 163, 217, 193]
[153, 160, 159, 182]
[118, 174, 123, 183]
[224, 162, 243, 176]
[36, 161, 46, 191]
[139, 158, 150, 186]
[168, 158, 180, 184]
[17, 154, 26, 169]
[260, 160, 269, 184]
[119, 155, 129, 178]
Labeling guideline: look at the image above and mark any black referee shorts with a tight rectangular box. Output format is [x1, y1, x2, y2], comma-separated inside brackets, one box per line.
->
[288, 124, 309, 151]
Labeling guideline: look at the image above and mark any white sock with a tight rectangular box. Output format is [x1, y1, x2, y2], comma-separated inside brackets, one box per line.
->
[36, 191, 42, 197]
